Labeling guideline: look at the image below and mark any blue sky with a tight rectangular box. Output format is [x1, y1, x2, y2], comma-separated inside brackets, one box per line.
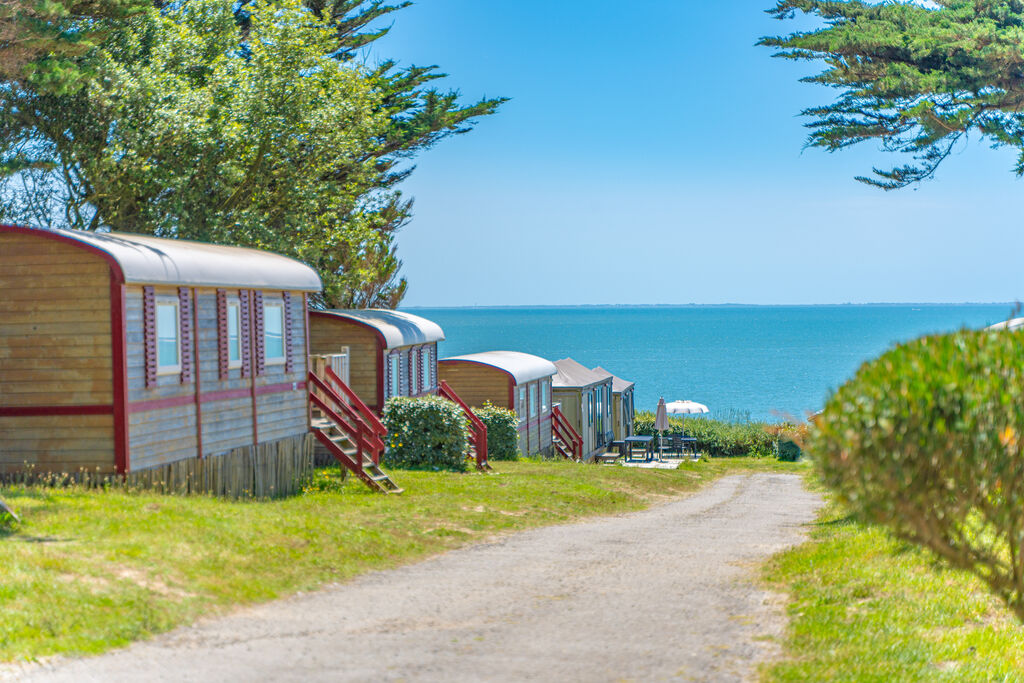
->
[369, 1, 1024, 307]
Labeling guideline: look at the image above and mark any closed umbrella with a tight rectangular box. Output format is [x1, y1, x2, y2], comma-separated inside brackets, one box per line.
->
[654, 398, 670, 459]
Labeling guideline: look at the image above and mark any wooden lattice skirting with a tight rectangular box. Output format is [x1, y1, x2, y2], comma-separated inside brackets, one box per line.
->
[0, 433, 316, 499]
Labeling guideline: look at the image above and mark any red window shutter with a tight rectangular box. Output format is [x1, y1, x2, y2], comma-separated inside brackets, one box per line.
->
[143, 286, 157, 388]
[178, 287, 193, 384]
[253, 290, 265, 376]
[239, 289, 251, 378]
[216, 289, 228, 380]
[282, 291, 294, 374]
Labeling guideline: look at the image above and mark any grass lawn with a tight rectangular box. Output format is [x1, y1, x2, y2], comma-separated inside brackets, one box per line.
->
[0, 456, 794, 663]
[762, 491, 1024, 681]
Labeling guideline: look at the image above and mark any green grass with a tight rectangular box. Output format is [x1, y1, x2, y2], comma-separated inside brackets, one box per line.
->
[762, 493, 1024, 682]
[0, 456, 792, 663]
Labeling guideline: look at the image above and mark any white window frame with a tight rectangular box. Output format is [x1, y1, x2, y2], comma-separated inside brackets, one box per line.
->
[410, 348, 420, 394]
[420, 346, 431, 391]
[540, 380, 550, 414]
[226, 298, 242, 369]
[263, 299, 286, 365]
[389, 353, 401, 398]
[156, 296, 181, 375]
[518, 386, 527, 423]
[529, 382, 538, 419]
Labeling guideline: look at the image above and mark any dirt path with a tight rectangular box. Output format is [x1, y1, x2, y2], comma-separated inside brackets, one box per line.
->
[8, 473, 822, 683]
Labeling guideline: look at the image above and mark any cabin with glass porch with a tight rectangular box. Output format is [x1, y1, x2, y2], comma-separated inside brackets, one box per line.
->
[307, 309, 444, 413]
[438, 351, 557, 456]
[0, 225, 320, 493]
[551, 358, 614, 461]
[593, 367, 636, 441]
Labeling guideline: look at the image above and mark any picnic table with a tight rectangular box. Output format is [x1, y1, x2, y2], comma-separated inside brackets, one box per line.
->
[623, 435, 654, 462]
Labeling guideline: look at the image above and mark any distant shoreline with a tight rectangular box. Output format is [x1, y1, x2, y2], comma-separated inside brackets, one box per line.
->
[402, 302, 1017, 311]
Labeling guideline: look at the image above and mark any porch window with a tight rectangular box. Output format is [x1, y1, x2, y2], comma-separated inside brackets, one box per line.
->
[420, 347, 431, 390]
[227, 299, 242, 368]
[156, 297, 180, 374]
[389, 353, 401, 397]
[264, 300, 286, 364]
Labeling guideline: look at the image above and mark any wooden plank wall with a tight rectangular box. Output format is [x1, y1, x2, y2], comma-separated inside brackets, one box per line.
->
[554, 388, 596, 457]
[128, 286, 310, 472]
[437, 363, 509, 410]
[126, 285, 198, 470]
[309, 317, 379, 407]
[0, 233, 115, 473]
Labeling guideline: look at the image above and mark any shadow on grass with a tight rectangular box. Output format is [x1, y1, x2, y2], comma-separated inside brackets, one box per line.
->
[817, 512, 858, 527]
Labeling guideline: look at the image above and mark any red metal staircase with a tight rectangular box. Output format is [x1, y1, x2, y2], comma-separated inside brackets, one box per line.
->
[308, 362, 402, 494]
[438, 380, 490, 470]
[551, 405, 584, 462]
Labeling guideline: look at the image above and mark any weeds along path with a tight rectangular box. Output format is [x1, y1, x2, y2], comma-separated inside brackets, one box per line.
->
[11, 473, 821, 683]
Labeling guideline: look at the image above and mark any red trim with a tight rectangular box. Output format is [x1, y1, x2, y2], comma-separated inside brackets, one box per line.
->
[110, 277, 129, 474]
[192, 288, 203, 459]
[127, 382, 304, 414]
[508, 377, 515, 411]
[143, 286, 157, 388]
[248, 291, 259, 444]
[0, 405, 113, 417]
[202, 388, 251, 403]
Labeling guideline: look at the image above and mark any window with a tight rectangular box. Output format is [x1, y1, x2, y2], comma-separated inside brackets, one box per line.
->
[156, 297, 180, 374]
[588, 392, 593, 425]
[227, 299, 241, 368]
[529, 383, 538, 418]
[518, 386, 527, 422]
[264, 300, 285, 363]
[410, 350, 419, 394]
[420, 347, 431, 390]
[389, 353, 401, 397]
[540, 380, 550, 414]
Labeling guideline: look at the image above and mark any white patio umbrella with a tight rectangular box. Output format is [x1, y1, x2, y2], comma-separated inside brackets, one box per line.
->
[654, 398, 670, 458]
[666, 400, 709, 434]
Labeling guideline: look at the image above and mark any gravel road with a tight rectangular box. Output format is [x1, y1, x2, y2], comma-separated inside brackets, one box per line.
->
[7, 473, 821, 683]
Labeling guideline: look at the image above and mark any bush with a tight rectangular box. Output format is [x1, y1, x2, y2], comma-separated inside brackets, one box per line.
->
[473, 402, 520, 461]
[634, 411, 776, 457]
[811, 328, 1024, 621]
[382, 395, 470, 472]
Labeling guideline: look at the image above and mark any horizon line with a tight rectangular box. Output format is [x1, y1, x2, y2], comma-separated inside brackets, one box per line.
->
[401, 301, 1019, 310]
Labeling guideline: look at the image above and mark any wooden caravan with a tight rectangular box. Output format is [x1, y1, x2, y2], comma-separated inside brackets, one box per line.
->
[308, 309, 444, 413]
[438, 351, 557, 456]
[593, 367, 636, 441]
[0, 225, 320, 492]
[552, 359, 614, 461]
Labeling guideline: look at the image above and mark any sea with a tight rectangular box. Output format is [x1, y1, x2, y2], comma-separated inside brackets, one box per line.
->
[405, 304, 1017, 423]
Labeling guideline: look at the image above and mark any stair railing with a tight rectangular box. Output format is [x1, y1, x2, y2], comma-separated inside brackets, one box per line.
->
[323, 364, 387, 443]
[437, 380, 489, 468]
[309, 371, 384, 467]
[551, 405, 583, 461]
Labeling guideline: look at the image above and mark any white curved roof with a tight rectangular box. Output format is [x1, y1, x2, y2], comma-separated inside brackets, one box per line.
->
[319, 309, 445, 348]
[10, 226, 322, 291]
[440, 351, 557, 384]
[987, 317, 1024, 331]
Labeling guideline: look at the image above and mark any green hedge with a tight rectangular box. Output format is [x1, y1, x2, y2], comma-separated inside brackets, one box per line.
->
[811, 328, 1024, 621]
[473, 402, 520, 461]
[382, 395, 470, 472]
[634, 411, 776, 457]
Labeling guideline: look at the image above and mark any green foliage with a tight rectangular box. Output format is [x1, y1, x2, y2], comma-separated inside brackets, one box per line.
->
[761, 0, 1024, 188]
[812, 327, 1024, 621]
[301, 468, 347, 494]
[0, 0, 505, 309]
[634, 411, 777, 457]
[382, 395, 470, 472]
[473, 402, 520, 461]
[775, 439, 802, 462]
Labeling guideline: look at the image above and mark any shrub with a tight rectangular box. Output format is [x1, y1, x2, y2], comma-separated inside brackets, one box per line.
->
[634, 411, 776, 457]
[473, 402, 520, 461]
[811, 328, 1024, 621]
[767, 423, 807, 461]
[382, 395, 470, 472]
